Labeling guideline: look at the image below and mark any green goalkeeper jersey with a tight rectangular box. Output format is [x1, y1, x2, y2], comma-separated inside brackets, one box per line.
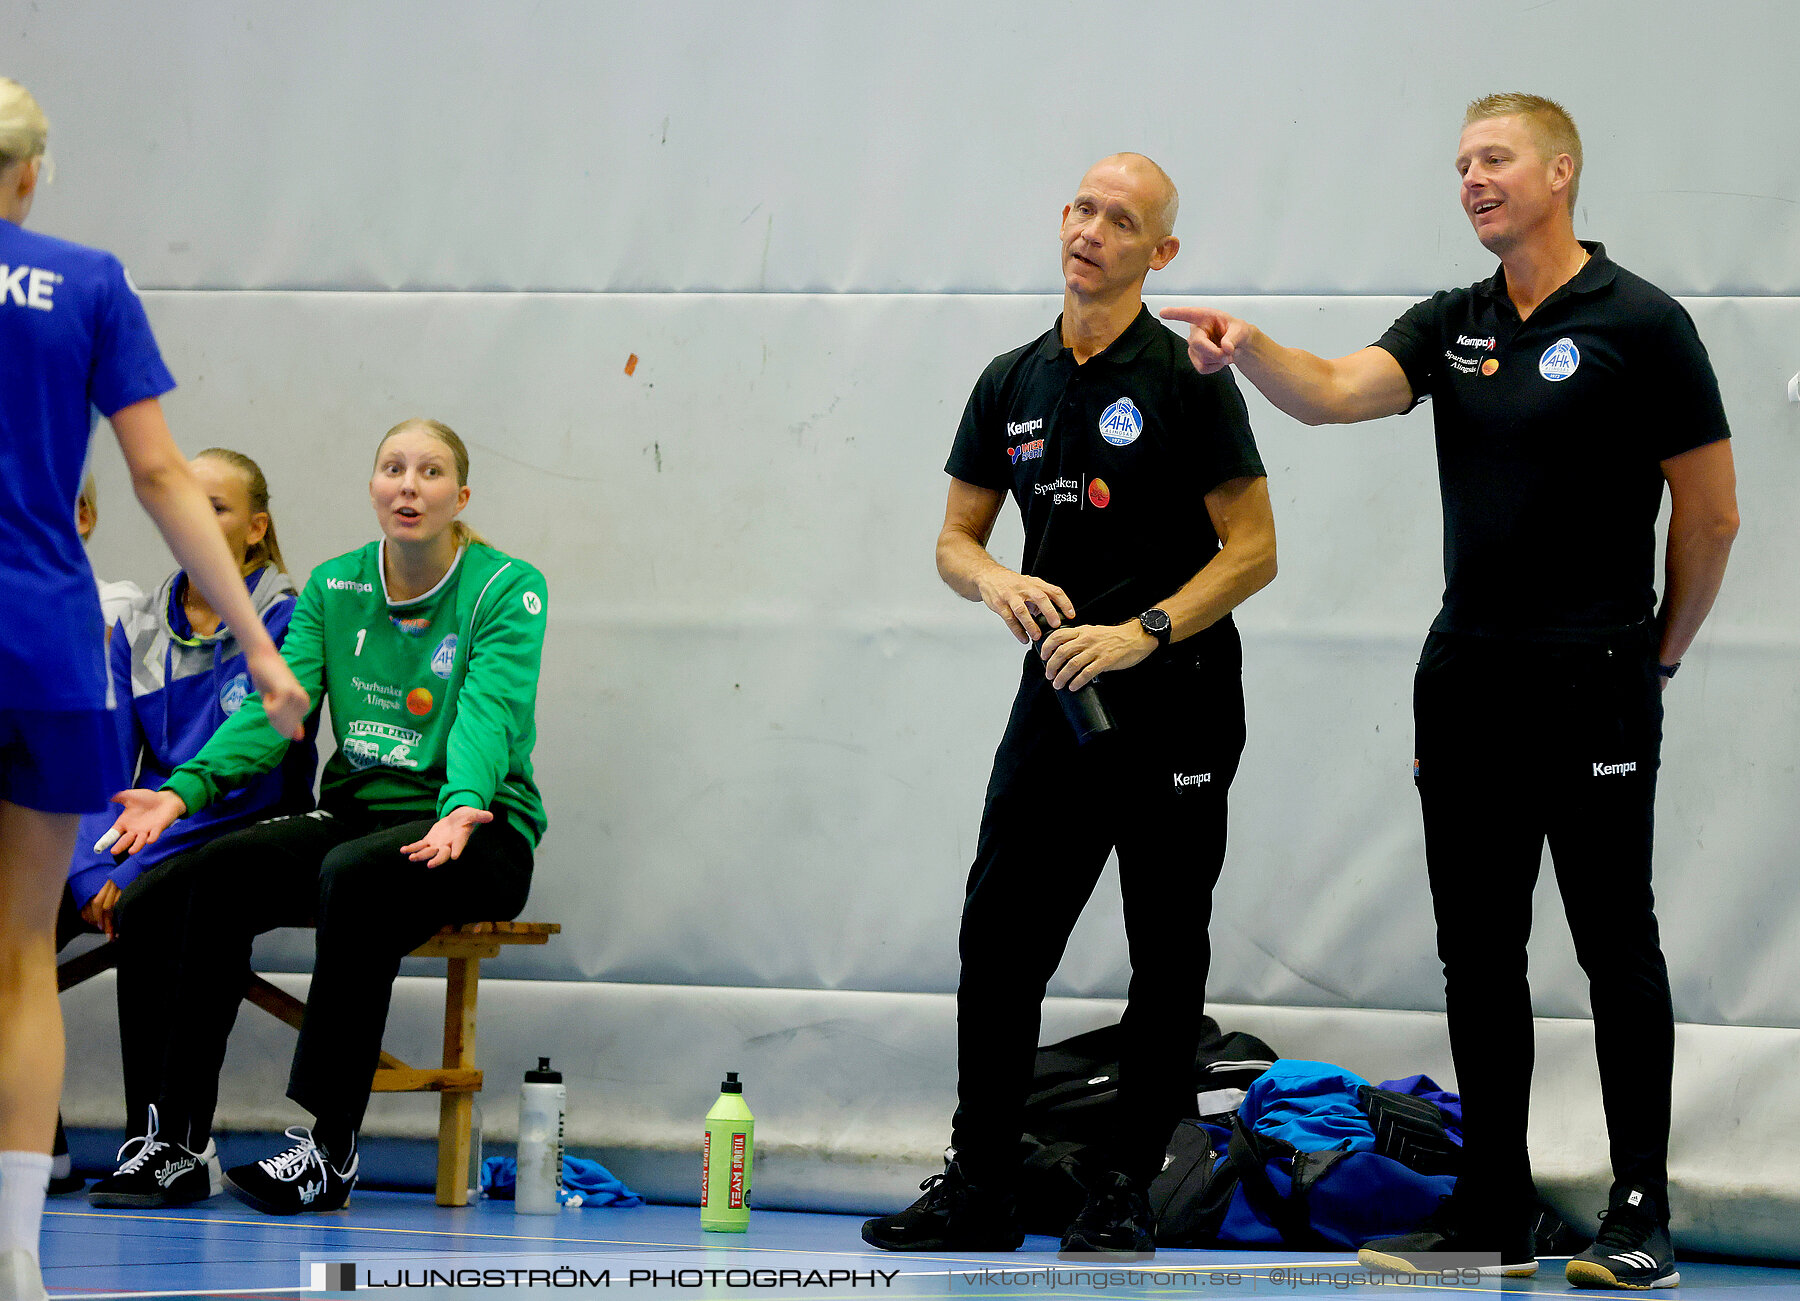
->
[165, 541, 549, 845]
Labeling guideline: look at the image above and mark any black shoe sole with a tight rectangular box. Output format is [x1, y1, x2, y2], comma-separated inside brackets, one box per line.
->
[223, 1171, 351, 1217]
[87, 1188, 215, 1209]
[1058, 1232, 1155, 1262]
[860, 1224, 1022, 1252]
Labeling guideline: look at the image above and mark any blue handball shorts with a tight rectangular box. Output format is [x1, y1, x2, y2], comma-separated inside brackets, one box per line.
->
[0, 707, 125, 815]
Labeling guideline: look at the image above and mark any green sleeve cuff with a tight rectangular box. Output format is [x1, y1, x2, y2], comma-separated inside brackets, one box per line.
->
[161, 770, 210, 817]
[436, 790, 489, 821]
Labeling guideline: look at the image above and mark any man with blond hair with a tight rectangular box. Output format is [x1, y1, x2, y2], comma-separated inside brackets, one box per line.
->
[1165, 94, 1736, 1289]
[864, 153, 1275, 1259]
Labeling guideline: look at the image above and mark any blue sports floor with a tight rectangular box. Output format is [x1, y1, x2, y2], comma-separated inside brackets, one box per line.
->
[37, 1193, 1800, 1298]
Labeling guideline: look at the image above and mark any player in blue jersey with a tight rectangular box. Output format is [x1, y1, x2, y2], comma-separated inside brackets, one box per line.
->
[0, 79, 308, 1300]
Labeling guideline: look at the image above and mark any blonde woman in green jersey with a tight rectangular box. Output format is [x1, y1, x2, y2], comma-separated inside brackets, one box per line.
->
[92, 419, 548, 1216]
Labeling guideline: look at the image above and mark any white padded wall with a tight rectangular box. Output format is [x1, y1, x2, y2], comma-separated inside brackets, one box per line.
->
[19, 0, 1800, 1257]
[15, 2, 1799, 296]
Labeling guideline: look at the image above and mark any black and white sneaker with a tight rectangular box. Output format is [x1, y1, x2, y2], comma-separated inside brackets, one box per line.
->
[225, 1128, 356, 1215]
[1566, 1188, 1679, 1289]
[87, 1105, 222, 1208]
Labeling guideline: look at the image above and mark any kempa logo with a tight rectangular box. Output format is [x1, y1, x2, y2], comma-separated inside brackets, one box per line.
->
[1173, 772, 1213, 788]
[1006, 418, 1044, 438]
[328, 577, 374, 593]
[0, 264, 60, 311]
[1456, 334, 1497, 350]
[1593, 760, 1638, 777]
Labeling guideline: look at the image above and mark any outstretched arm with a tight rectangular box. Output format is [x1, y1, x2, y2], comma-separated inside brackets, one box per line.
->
[1161, 307, 1414, 426]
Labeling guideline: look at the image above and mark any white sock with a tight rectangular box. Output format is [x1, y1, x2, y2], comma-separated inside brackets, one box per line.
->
[0, 1151, 53, 1261]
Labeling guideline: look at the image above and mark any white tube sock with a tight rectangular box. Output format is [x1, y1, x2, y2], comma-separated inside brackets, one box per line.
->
[0, 1151, 52, 1261]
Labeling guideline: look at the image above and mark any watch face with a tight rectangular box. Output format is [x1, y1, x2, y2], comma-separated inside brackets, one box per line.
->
[1141, 609, 1171, 638]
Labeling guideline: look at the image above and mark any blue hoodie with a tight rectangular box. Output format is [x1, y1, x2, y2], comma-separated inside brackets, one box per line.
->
[67, 564, 320, 907]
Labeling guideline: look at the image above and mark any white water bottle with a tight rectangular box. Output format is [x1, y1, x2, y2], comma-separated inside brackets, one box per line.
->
[516, 1057, 565, 1215]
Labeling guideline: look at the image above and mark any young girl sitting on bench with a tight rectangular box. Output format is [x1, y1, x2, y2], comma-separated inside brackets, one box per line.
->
[94, 418, 549, 1215]
[61, 450, 316, 1196]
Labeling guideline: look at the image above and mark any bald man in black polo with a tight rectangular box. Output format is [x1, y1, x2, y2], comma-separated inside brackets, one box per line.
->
[863, 153, 1276, 1259]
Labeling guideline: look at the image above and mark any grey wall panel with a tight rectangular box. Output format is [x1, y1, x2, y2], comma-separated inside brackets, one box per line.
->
[13, 2, 1798, 295]
[76, 291, 1800, 1035]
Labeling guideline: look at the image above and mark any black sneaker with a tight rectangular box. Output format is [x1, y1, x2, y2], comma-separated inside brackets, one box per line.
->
[225, 1128, 357, 1215]
[87, 1105, 222, 1208]
[1359, 1197, 1537, 1277]
[1566, 1188, 1679, 1289]
[861, 1160, 1023, 1251]
[1058, 1170, 1155, 1261]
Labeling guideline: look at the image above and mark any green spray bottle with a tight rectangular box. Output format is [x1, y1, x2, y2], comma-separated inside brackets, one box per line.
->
[701, 1071, 754, 1232]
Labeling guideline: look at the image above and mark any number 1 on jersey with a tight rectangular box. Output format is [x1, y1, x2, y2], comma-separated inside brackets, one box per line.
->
[355, 628, 367, 656]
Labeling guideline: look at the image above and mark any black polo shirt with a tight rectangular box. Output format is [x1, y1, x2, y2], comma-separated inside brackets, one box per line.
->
[1376, 241, 1730, 640]
[946, 305, 1265, 631]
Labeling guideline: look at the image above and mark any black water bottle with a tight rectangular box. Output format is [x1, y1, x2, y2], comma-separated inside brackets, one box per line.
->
[1035, 614, 1116, 745]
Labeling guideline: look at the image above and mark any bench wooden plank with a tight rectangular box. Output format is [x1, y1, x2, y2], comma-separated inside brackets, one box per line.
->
[370, 1067, 481, 1093]
[56, 942, 118, 993]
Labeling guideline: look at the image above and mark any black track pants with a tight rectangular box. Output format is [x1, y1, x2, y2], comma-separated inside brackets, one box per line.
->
[112, 805, 532, 1146]
[951, 627, 1246, 1190]
[1413, 628, 1671, 1222]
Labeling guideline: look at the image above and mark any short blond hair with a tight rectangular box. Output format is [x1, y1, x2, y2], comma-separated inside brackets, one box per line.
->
[0, 78, 52, 181]
[1465, 92, 1582, 210]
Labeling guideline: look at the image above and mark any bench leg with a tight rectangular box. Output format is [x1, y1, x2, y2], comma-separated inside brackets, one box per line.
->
[436, 955, 480, 1207]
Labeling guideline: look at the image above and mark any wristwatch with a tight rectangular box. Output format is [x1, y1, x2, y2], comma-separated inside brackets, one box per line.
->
[1137, 607, 1172, 650]
[1657, 662, 1680, 679]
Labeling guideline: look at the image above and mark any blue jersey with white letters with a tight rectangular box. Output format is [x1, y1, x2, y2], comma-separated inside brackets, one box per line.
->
[0, 220, 175, 709]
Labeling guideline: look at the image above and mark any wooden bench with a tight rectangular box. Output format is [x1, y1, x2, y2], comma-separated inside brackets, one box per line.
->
[57, 920, 560, 1207]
